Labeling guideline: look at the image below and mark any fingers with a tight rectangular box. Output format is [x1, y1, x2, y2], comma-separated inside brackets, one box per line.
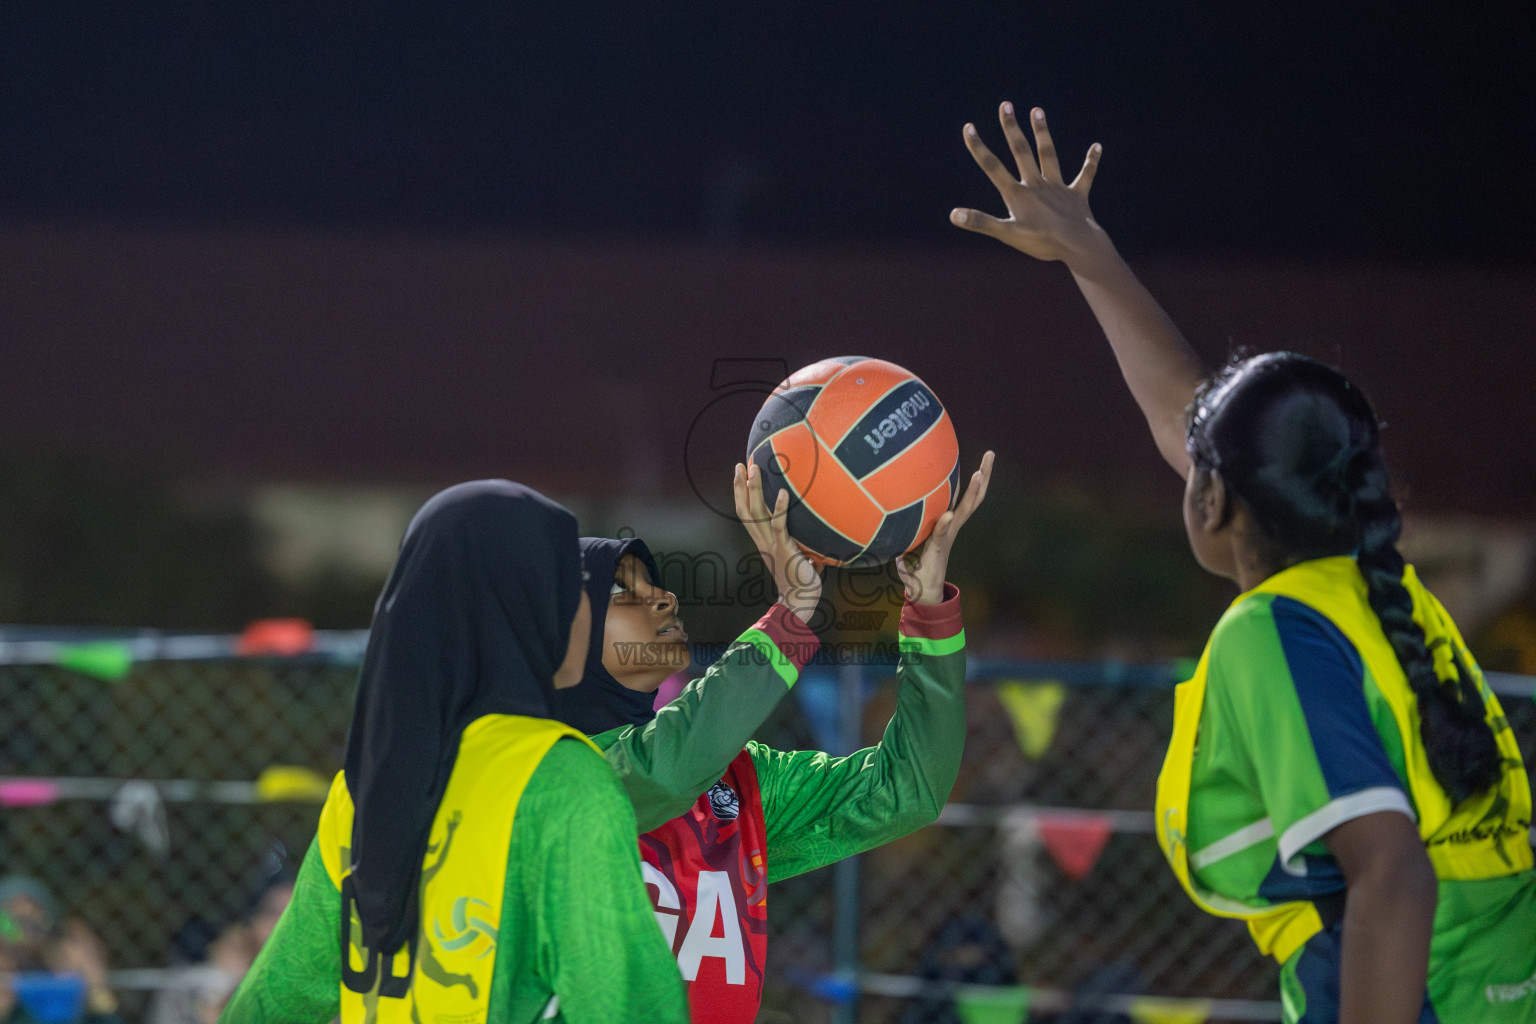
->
[952, 450, 995, 527]
[734, 464, 774, 566]
[747, 462, 773, 526]
[919, 451, 994, 562]
[972, 450, 995, 505]
[999, 102, 1042, 185]
[1070, 142, 1103, 197]
[733, 463, 760, 528]
[1029, 108, 1064, 184]
[962, 123, 1021, 196]
[949, 207, 1007, 238]
[752, 465, 796, 569]
[768, 487, 791, 544]
[929, 509, 957, 543]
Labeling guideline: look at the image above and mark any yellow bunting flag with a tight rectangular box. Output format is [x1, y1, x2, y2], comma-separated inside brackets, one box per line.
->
[255, 765, 332, 802]
[1127, 996, 1212, 1024]
[954, 985, 1031, 1024]
[996, 681, 1066, 759]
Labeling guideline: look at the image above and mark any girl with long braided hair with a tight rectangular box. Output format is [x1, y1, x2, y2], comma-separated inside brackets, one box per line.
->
[951, 103, 1535, 1023]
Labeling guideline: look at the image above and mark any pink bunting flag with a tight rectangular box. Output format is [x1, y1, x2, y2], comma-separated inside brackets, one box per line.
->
[0, 780, 61, 808]
[1036, 813, 1114, 880]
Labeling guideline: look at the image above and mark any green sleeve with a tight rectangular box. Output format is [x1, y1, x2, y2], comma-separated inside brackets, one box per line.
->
[495, 738, 687, 1024]
[592, 604, 817, 832]
[220, 837, 340, 1024]
[757, 593, 966, 883]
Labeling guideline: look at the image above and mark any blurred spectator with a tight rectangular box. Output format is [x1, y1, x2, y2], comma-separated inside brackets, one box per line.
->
[1053, 960, 1143, 1024]
[147, 846, 295, 1024]
[895, 913, 1017, 1024]
[0, 876, 122, 1024]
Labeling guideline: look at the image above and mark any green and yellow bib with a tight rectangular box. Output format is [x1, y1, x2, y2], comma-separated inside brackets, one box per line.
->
[318, 715, 600, 1024]
[1156, 556, 1531, 964]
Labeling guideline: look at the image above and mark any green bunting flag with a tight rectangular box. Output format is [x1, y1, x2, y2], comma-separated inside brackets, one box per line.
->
[955, 985, 1031, 1024]
[55, 642, 134, 682]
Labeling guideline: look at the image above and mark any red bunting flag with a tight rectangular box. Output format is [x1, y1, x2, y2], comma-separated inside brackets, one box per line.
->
[238, 618, 315, 656]
[1036, 813, 1113, 880]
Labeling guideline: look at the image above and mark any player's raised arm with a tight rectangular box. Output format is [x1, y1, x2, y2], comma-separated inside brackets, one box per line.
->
[951, 103, 1203, 478]
[755, 452, 991, 881]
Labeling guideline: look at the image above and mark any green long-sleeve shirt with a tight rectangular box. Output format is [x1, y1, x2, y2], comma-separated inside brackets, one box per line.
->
[219, 606, 823, 1024]
[220, 594, 963, 1024]
[220, 739, 686, 1024]
[595, 588, 968, 881]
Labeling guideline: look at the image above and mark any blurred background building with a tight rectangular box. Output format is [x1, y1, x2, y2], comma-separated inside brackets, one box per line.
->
[2, 225, 1533, 662]
[2, 2, 1533, 655]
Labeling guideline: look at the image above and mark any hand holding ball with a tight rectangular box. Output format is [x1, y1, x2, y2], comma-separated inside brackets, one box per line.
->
[745, 356, 960, 568]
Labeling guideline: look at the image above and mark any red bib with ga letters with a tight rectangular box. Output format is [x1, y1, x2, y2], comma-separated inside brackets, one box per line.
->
[639, 750, 769, 1024]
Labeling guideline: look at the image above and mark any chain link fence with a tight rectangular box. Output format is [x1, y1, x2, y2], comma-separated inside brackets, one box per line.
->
[1, 635, 1532, 1024]
[0, 644, 360, 1023]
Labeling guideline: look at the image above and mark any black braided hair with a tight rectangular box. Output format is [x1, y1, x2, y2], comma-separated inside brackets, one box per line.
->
[1188, 352, 1501, 805]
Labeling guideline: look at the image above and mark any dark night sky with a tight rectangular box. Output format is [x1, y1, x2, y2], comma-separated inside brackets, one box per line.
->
[1, 2, 1532, 262]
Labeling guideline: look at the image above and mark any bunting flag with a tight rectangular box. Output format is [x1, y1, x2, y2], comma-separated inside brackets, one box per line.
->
[996, 681, 1066, 759]
[54, 642, 133, 682]
[237, 618, 315, 656]
[1127, 996, 1212, 1024]
[0, 780, 61, 808]
[955, 985, 1031, 1024]
[255, 765, 332, 802]
[1036, 813, 1114, 880]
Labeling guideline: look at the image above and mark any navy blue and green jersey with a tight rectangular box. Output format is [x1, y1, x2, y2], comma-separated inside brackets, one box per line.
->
[1177, 556, 1536, 1022]
[1186, 593, 1414, 907]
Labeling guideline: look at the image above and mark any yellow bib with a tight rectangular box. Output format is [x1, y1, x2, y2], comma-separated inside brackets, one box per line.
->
[1155, 557, 1532, 964]
[317, 715, 600, 1024]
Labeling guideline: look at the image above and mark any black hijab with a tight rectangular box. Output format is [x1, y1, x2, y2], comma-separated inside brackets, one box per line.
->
[342, 480, 583, 956]
[549, 537, 663, 736]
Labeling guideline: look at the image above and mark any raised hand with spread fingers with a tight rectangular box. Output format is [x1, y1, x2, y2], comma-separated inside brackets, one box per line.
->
[950, 102, 1105, 263]
[951, 103, 1204, 477]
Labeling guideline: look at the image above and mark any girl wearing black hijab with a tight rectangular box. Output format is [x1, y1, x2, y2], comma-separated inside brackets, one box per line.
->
[549, 535, 668, 738]
[555, 460, 990, 1024]
[222, 481, 687, 1024]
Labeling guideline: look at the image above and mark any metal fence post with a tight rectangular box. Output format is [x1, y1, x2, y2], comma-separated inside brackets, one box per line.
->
[832, 658, 864, 1024]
